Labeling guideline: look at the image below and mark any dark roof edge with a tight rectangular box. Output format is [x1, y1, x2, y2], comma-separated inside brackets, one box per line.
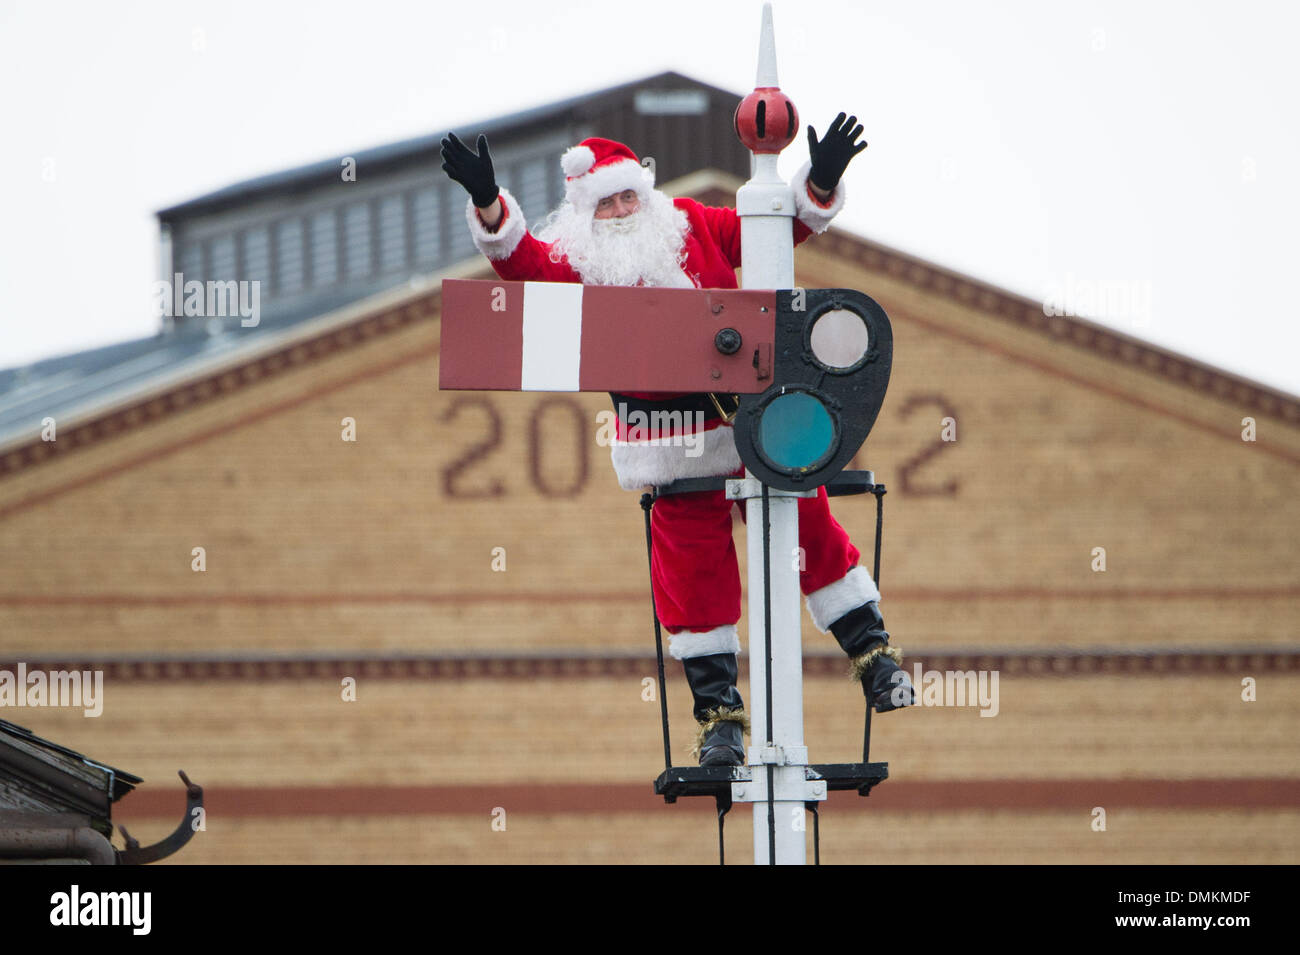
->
[155, 71, 740, 220]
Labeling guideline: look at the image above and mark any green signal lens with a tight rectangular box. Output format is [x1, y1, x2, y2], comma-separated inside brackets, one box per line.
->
[758, 391, 836, 470]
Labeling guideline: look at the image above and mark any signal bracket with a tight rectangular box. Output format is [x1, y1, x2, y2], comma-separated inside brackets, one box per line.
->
[725, 477, 816, 502]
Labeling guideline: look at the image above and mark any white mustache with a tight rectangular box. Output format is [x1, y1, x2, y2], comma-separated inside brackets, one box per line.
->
[594, 214, 640, 235]
[538, 190, 689, 287]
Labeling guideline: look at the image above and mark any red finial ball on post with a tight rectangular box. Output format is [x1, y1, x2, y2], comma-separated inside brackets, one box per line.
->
[734, 87, 799, 155]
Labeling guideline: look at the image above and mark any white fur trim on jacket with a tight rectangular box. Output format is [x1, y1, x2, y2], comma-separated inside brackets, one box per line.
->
[565, 160, 655, 214]
[790, 160, 845, 235]
[668, 624, 742, 661]
[464, 187, 527, 261]
[610, 423, 742, 491]
[805, 565, 881, 632]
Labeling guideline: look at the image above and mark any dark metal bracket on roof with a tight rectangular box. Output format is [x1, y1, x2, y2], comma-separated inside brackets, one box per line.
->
[116, 770, 204, 865]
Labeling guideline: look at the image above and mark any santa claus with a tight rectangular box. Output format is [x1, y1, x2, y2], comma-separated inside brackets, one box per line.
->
[441, 117, 914, 767]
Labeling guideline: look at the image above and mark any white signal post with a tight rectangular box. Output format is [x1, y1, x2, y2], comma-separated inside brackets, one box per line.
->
[731, 2, 819, 865]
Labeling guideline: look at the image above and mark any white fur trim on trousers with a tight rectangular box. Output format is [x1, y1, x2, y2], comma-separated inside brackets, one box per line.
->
[805, 565, 881, 632]
[465, 187, 528, 261]
[668, 625, 742, 660]
[790, 161, 845, 234]
[610, 423, 742, 491]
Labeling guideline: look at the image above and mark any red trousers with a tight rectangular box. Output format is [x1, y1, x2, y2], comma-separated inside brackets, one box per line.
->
[650, 471, 861, 633]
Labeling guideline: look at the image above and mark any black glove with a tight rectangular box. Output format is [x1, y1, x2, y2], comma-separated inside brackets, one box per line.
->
[440, 132, 499, 208]
[807, 113, 868, 194]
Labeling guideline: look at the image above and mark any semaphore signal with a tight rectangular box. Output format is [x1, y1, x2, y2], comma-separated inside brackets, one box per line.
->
[439, 1, 910, 865]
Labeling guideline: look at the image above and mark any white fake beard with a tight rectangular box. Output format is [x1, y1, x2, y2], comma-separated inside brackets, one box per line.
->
[537, 190, 694, 288]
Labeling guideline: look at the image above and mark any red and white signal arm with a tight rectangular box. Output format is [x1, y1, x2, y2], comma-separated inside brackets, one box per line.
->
[440, 279, 895, 491]
[438, 279, 777, 394]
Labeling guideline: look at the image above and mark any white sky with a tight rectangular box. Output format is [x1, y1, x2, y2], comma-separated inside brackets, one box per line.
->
[1, 0, 1297, 394]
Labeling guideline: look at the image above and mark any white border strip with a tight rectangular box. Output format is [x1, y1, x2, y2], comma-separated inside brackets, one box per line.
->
[521, 282, 583, 391]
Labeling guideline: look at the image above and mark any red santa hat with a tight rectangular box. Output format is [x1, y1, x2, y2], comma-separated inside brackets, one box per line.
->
[561, 137, 655, 213]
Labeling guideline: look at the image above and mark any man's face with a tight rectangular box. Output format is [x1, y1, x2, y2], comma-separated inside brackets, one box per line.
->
[594, 189, 641, 220]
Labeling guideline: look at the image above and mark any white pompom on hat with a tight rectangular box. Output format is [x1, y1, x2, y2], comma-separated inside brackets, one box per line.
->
[561, 137, 655, 213]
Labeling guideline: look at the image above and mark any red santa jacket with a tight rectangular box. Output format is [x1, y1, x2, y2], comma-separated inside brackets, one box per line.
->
[463, 162, 844, 489]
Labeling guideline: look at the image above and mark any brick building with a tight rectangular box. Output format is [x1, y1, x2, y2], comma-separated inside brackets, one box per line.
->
[1, 74, 1297, 864]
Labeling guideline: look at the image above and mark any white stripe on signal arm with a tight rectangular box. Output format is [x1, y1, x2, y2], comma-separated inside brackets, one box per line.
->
[521, 282, 584, 391]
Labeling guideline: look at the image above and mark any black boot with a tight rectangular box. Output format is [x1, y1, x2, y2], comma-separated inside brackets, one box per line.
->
[828, 602, 915, 713]
[681, 653, 748, 766]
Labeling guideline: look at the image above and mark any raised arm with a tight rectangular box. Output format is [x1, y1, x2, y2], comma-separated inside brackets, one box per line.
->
[440, 132, 579, 282]
[787, 112, 868, 239]
[690, 112, 868, 262]
[440, 132, 501, 226]
[806, 112, 868, 199]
